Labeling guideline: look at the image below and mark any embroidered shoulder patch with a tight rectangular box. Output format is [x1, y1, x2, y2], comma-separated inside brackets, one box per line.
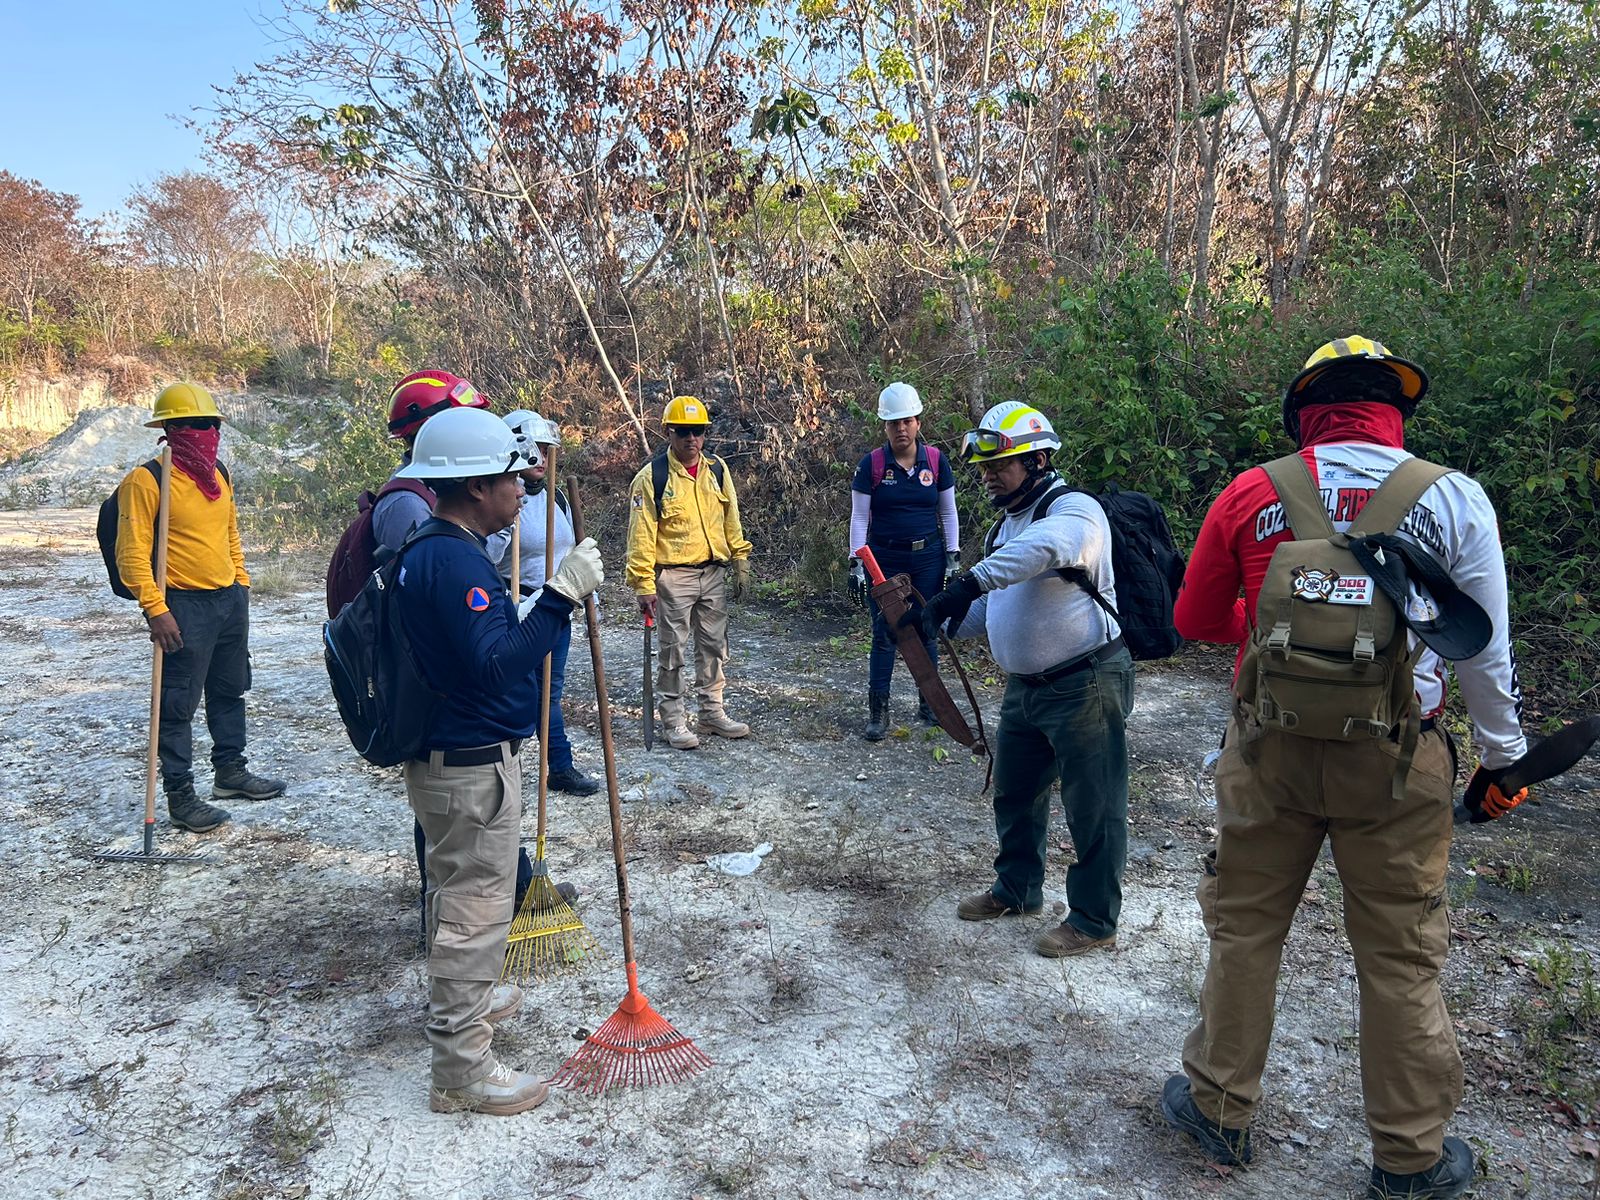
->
[465, 586, 492, 611]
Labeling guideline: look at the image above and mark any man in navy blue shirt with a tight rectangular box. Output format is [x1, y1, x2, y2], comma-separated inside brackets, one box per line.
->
[393, 406, 604, 1116]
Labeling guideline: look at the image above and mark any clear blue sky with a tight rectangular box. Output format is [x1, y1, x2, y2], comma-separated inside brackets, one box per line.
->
[0, 1, 278, 222]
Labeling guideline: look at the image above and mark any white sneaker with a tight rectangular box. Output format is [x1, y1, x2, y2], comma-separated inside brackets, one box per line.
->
[485, 983, 523, 1025]
[430, 1058, 550, 1116]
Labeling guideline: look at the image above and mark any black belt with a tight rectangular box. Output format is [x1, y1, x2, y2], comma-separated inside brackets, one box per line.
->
[870, 535, 941, 552]
[1013, 637, 1127, 687]
[419, 739, 522, 767]
[660, 560, 718, 570]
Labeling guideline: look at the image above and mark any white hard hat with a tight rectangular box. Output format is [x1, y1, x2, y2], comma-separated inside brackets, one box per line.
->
[960, 400, 1062, 463]
[878, 381, 923, 421]
[502, 409, 555, 464]
[399, 407, 534, 479]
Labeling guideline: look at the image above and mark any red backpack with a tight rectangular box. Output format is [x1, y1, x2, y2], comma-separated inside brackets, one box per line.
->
[325, 478, 435, 618]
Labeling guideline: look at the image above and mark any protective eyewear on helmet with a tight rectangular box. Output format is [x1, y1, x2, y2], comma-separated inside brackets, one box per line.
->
[960, 428, 1021, 458]
[448, 379, 480, 407]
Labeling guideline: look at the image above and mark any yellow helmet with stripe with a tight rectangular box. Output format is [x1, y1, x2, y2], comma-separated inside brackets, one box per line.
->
[1283, 336, 1429, 439]
[959, 401, 1062, 464]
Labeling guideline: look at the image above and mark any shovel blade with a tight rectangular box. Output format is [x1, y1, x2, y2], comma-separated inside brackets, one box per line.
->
[93, 849, 206, 865]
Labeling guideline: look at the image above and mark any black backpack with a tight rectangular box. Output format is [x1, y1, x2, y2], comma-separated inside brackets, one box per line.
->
[651, 450, 725, 515]
[322, 522, 471, 767]
[97, 459, 230, 600]
[985, 482, 1186, 661]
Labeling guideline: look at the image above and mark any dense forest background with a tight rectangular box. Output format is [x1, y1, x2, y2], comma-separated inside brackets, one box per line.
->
[1, 0, 1596, 702]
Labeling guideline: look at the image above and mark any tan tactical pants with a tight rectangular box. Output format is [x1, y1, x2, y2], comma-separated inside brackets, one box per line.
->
[404, 744, 521, 1089]
[655, 563, 729, 720]
[1184, 714, 1461, 1175]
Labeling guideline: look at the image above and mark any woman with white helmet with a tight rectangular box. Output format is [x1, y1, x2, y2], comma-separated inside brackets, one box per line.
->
[848, 381, 960, 740]
[492, 410, 600, 797]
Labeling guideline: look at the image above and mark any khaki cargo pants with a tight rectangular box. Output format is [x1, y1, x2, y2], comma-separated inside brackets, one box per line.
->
[655, 563, 730, 722]
[404, 744, 521, 1089]
[1184, 714, 1461, 1174]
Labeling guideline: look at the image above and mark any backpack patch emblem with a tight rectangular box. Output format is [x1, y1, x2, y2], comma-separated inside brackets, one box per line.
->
[1290, 567, 1338, 601]
[1328, 575, 1375, 605]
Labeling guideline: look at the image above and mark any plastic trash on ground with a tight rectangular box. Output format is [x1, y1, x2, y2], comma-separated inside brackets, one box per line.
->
[705, 843, 773, 876]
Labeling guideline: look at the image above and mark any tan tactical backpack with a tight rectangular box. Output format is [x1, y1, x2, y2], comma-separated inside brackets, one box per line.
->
[1235, 454, 1450, 795]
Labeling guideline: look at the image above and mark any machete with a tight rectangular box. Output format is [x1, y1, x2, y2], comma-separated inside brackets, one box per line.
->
[642, 613, 655, 751]
[856, 546, 987, 756]
[1454, 713, 1600, 824]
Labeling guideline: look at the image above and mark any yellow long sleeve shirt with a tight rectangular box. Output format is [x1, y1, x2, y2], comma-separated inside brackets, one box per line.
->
[624, 451, 753, 595]
[115, 462, 249, 619]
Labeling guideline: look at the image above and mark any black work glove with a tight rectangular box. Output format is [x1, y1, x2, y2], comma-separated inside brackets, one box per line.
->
[848, 558, 868, 609]
[1460, 764, 1530, 824]
[901, 570, 983, 642]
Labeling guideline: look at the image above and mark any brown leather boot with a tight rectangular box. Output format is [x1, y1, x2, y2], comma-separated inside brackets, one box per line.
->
[698, 705, 750, 739]
[1035, 921, 1117, 957]
[956, 890, 1042, 921]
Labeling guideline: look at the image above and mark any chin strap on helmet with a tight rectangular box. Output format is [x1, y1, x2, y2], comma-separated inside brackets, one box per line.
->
[992, 461, 1058, 511]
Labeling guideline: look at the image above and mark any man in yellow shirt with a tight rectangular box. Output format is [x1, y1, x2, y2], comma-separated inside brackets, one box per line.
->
[115, 383, 285, 833]
[625, 396, 754, 750]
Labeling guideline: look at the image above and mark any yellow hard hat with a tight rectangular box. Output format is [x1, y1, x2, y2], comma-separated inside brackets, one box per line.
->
[663, 395, 710, 427]
[147, 382, 223, 428]
[1282, 335, 1428, 438]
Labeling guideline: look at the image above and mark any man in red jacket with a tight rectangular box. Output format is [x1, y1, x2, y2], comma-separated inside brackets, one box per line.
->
[1159, 337, 1526, 1200]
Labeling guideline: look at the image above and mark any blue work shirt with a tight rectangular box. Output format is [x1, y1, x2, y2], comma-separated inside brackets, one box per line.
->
[851, 442, 954, 544]
[395, 517, 575, 749]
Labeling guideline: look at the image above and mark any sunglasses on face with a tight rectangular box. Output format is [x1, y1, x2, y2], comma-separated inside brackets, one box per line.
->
[169, 417, 222, 431]
[669, 426, 709, 438]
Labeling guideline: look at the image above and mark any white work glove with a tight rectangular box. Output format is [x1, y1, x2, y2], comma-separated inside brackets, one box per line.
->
[517, 588, 544, 621]
[545, 537, 604, 603]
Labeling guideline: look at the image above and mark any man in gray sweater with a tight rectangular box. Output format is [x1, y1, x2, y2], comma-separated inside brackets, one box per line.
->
[911, 401, 1134, 957]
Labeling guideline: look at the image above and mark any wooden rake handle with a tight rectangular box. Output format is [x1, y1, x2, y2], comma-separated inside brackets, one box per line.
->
[534, 447, 558, 838]
[565, 477, 637, 968]
[143, 446, 173, 856]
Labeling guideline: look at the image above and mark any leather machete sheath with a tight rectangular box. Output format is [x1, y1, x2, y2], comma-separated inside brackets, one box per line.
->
[864, 567, 986, 754]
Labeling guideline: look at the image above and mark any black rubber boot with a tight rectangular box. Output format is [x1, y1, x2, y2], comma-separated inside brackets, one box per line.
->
[1367, 1137, 1473, 1199]
[916, 695, 936, 725]
[168, 784, 230, 833]
[864, 691, 890, 742]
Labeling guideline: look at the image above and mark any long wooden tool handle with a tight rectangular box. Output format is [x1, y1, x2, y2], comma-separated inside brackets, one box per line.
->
[855, 545, 887, 586]
[144, 447, 173, 855]
[566, 477, 636, 967]
[535, 447, 558, 840]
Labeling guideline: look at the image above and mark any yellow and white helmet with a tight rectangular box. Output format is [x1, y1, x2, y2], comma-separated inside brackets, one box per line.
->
[959, 401, 1062, 464]
[1283, 335, 1428, 438]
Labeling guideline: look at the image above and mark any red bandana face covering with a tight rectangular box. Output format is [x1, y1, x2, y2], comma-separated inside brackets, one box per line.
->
[163, 426, 223, 500]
